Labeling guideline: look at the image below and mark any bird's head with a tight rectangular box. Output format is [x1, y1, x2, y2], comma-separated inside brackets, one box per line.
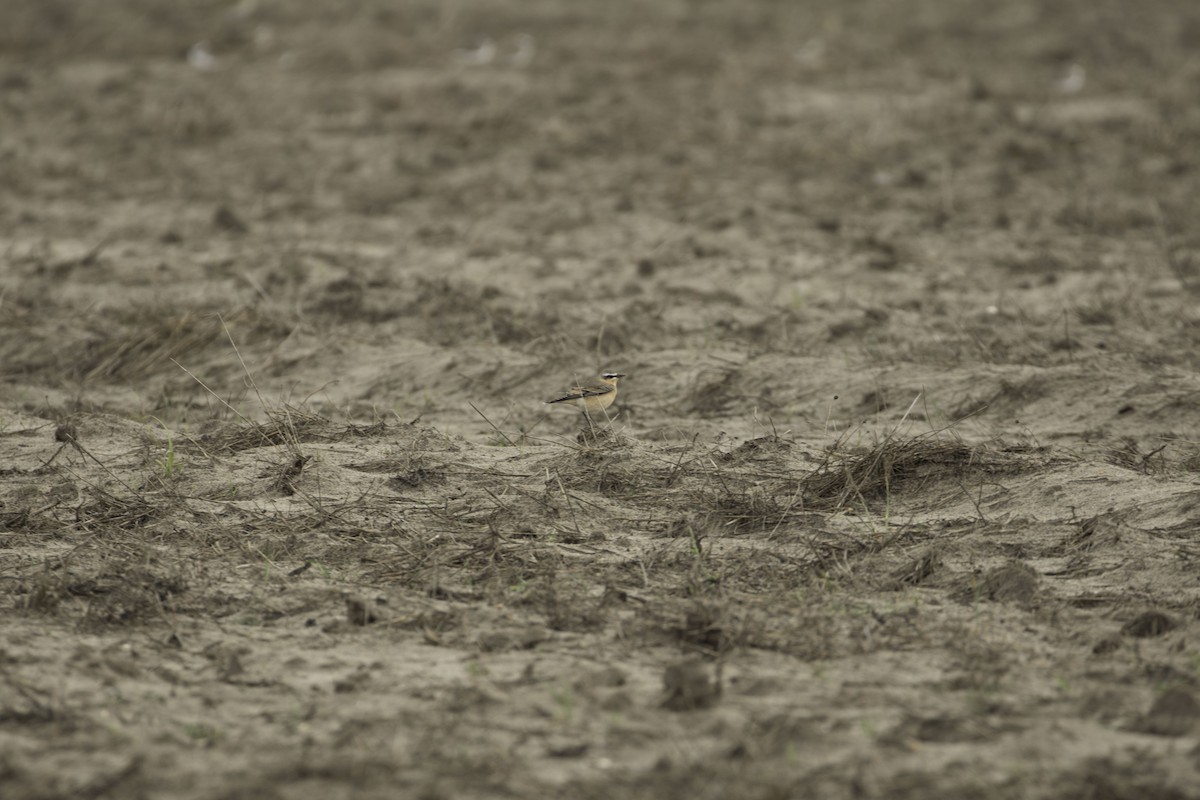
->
[601, 372, 626, 381]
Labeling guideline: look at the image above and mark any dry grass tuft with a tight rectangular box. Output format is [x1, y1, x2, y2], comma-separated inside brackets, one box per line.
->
[1106, 436, 1168, 474]
[80, 308, 276, 382]
[700, 484, 794, 534]
[387, 464, 445, 491]
[802, 434, 982, 511]
[575, 426, 631, 448]
[199, 406, 334, 453]
[75, 488, 161, 531]
[1121, 609, 1177, 638]
[18, 556, 187, 625]
[341, 420, 390, 439]
[886, 548, 944, 589]
[555, 450, 645, 497]
[551, 434, 688, 500]
[79, 561, 189, 627]
[270, 455, 312, 496]
[731, 435, 793, 461]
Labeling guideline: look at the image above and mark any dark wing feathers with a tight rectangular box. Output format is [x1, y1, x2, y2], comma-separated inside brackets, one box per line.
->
[546, 383, 614, 404]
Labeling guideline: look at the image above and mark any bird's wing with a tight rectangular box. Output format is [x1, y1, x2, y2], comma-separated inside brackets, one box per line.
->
[573, 383, 615, 397]
[546, 383, 614, 404]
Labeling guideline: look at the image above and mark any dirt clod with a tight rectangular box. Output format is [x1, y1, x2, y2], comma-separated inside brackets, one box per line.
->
[212, 205, 247, 234]
[660, 659, 722, 711]
[345, 595, 377, 626]
[1121, 610, 1178, 639]
[979, 562, 1039, 605]
[1137, 688, 1200, 737]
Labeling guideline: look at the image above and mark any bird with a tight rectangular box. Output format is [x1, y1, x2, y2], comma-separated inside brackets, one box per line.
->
[545, 372, 625, 417]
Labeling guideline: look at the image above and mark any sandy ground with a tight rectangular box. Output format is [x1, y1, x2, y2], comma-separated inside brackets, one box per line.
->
[3, 1, 1200, 797]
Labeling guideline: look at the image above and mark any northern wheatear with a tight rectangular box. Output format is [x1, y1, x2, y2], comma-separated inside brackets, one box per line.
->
[545, 372, 625, 417]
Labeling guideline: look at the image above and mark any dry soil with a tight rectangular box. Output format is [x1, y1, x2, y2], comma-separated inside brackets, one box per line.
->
[3, 1, 1200, 798]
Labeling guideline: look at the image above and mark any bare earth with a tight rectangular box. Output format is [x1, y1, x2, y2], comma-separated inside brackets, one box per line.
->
[3, 1, 1200, 798]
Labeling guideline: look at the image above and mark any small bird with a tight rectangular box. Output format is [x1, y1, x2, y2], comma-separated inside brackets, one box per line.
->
[545, 372, 625, 417]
